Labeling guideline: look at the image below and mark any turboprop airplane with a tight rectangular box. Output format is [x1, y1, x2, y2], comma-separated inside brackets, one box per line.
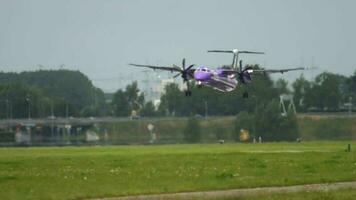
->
[129, 49, 305, 97]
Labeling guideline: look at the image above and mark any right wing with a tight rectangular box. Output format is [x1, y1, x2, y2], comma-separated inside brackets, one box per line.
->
[129, 63, 182, 73]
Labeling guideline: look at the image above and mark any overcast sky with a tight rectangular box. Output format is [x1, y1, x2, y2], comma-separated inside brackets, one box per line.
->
[0, 0, 355, 92]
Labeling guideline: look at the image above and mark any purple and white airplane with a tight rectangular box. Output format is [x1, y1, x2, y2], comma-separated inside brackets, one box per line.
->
[130, 49, 304, 97]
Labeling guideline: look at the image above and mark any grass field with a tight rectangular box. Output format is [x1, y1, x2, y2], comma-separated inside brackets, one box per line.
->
[0, 141, 355, 200]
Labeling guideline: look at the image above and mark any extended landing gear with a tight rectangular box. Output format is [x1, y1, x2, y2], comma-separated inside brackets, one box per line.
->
[243, 91, 249, 98]
[197, 81, 203, 88]
[185, 90, 192, 96]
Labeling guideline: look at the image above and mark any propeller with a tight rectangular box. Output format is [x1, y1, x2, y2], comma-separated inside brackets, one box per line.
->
[173, 58, 195, 96]
[238, 60, 252, 84]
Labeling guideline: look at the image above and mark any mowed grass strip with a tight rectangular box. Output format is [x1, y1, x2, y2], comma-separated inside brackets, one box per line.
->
[0, 142, 355, 200]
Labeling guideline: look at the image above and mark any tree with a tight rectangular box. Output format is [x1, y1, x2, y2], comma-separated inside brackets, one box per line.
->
[158, 83, 183, 116]
[292, 74, 311, 112]
[346, 71, 356, 93]
[183, 116, 201, 143]
[304, 72, 346, 111]
[141, 101, 156, 117]
[0, 69, 107, 116]
[0, 84, 51, 118]
[275, 78, 290, 95]
[254, 100, 299, 141]
[345, 71, 356, 104]
[112, 82, 145, 117]
[125, 81, 143, 112]
[112, 89, 129, 117]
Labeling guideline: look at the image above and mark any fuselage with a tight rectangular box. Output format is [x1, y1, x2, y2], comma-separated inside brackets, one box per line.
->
[193, 66, 238, 92]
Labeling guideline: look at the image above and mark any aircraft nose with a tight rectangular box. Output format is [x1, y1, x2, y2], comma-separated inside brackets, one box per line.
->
[194, 71, 211, 81]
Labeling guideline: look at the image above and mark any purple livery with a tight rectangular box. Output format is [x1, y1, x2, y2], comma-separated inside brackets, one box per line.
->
[130, 49, 305, 97]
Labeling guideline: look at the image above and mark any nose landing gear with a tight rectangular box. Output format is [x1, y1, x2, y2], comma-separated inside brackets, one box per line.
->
[197, 81, 203, 88]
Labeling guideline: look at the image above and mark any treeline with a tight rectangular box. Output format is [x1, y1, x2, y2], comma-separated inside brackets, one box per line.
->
[111, 66, 356, 117]
[293, 72, 355, 112]
[0, 70, 107, 118]
[0, 67, 355, 119]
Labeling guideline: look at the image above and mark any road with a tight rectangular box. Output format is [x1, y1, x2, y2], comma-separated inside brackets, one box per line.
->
[91, 181, 356, 200]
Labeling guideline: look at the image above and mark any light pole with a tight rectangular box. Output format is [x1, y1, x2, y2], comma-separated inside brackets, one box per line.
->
[26, 97, 31, 120]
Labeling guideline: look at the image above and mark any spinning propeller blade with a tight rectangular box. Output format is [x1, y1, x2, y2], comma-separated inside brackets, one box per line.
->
[182, 58, 185, 70]
[173, 73, 180, 78]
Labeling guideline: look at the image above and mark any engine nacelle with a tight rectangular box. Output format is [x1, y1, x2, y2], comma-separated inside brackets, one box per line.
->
[240, 71, 252, 83]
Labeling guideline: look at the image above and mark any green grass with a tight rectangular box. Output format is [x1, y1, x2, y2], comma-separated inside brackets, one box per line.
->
[0, 142, 355, 200]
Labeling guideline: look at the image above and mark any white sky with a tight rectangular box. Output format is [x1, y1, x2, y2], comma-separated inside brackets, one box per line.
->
[0, 0, 355, 92]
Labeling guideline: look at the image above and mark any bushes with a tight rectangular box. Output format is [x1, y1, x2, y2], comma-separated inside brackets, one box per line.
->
[0, 131, 14, 143]
[183, 116, 201, 143]
[234, 112, 255, 141]
[277, 110, 300, 141]
[315, 121, 346, 139]
[255, 100, 300, 141]
[235, 100, 300, 142]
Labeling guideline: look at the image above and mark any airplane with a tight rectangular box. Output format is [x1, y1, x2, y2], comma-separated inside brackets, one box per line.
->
[129, 49, 305, 98]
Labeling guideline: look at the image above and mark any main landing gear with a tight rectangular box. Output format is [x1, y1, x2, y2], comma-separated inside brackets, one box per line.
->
[185, 90, 192, 96]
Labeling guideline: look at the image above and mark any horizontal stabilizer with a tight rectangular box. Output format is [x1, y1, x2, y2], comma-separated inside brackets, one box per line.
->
[207, 50, 234, 53]
[207, 49, 265, 55]
[238, 51, 265, 54]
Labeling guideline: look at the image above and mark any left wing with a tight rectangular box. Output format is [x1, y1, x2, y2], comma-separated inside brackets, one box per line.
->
[129, 63, 182, 73]
[248, 67, 305, 74]
[219, 67, 305, 75]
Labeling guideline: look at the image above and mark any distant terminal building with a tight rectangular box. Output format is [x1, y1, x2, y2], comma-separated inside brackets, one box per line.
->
[144, 78, 184, 108]
[153, 78, 175, 95]
[151, 78, 175, 107]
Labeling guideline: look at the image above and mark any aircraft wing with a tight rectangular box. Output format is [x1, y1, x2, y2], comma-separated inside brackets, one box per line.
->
[250, 67, 305, 74]
[129, 63, 182, 72]
[219, 67, 305, 76]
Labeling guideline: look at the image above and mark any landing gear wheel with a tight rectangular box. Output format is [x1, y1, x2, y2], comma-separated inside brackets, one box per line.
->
[243, 92, 249, 98]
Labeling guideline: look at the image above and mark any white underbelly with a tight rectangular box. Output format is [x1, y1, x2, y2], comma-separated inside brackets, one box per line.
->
[202, 76, 238, 92]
